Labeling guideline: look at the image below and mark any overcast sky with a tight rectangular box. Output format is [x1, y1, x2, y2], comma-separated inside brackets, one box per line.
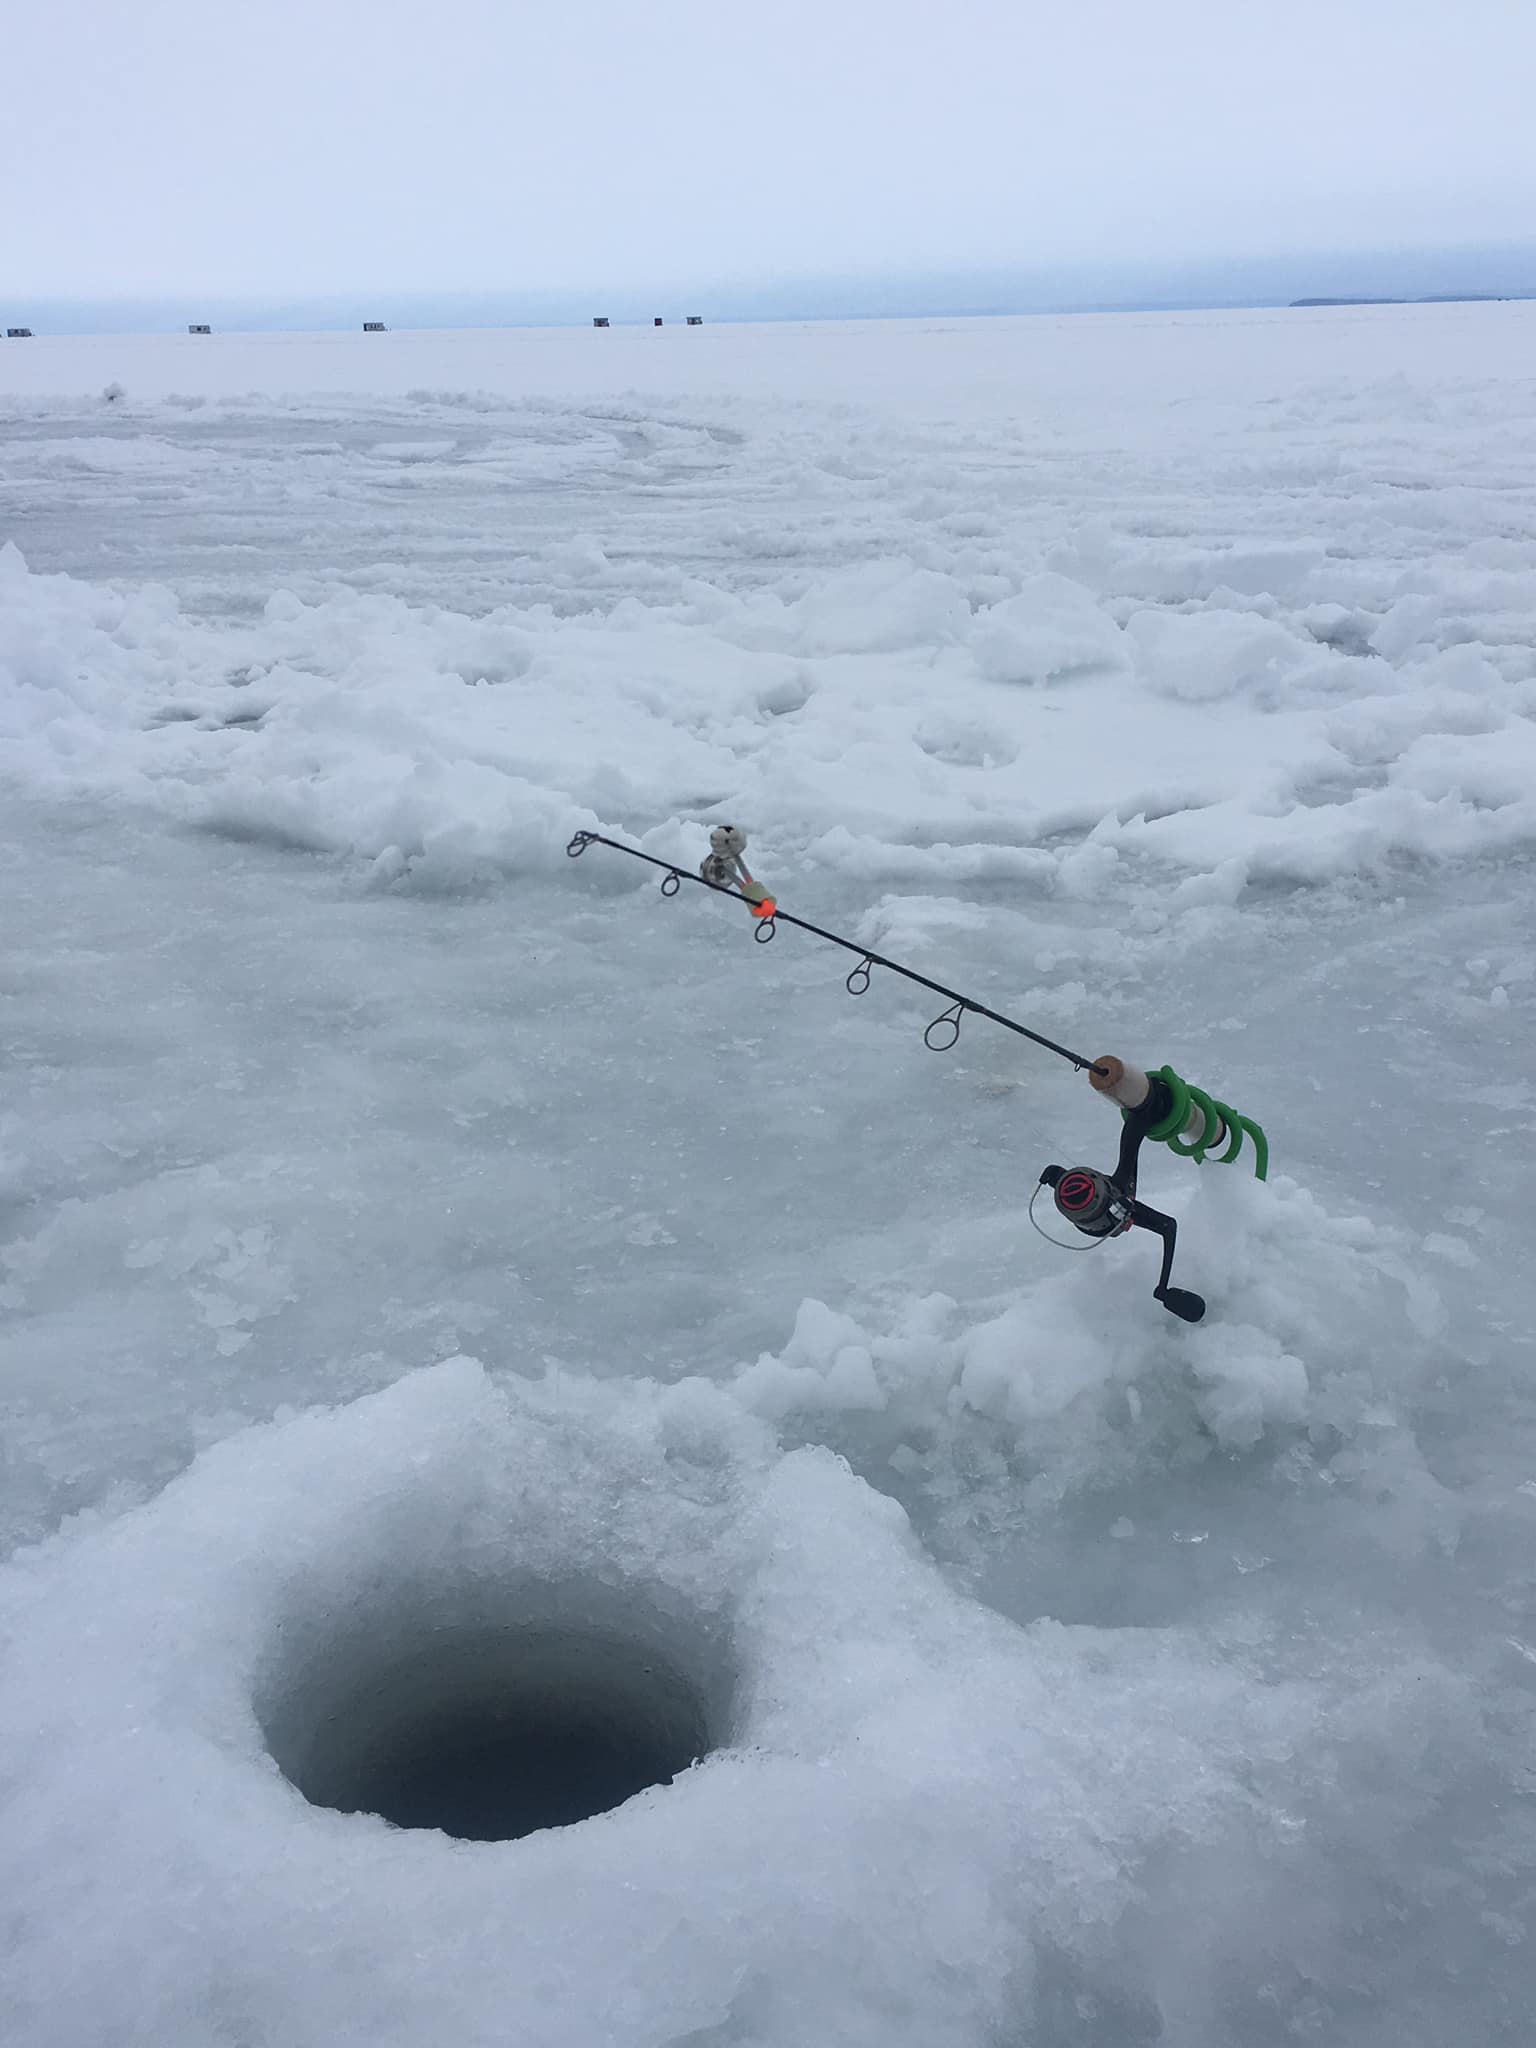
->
[5, 0, 1535, 299]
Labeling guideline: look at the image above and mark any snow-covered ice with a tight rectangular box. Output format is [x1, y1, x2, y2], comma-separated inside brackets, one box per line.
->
[3, 308, 1535, 2045]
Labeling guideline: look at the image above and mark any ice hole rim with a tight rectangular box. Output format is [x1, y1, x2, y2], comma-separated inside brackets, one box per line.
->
[255, 1570, 737, 1845]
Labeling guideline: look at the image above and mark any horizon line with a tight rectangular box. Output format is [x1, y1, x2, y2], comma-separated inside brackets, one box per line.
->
[9, 284, 1536, 338]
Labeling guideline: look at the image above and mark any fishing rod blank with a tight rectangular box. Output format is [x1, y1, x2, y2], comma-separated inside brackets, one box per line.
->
[566, 823, 1269, 1321]
[566, 828, 1104, 1073]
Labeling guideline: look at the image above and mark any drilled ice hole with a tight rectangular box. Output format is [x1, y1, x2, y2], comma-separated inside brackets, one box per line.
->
[258, 1578, 730, 1843]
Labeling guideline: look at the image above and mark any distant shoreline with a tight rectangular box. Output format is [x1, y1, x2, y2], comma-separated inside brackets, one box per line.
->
[1289, 293, 1531, 307]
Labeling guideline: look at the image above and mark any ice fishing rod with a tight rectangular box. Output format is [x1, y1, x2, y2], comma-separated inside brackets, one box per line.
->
[567, 825, 1268, 1322]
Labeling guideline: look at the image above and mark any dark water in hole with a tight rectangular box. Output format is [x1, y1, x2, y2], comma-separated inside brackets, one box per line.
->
[356, 1695, 703, 1841]
[263, 1619, 716, 1843]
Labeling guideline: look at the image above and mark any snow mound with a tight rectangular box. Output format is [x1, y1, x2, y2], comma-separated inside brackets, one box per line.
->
[731, 1173, 1451, 1478]
[1, 1357, 1362, 2048]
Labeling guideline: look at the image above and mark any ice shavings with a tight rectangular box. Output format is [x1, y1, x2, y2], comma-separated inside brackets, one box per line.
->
[729, 1174, 1444, 1474]
[5, 533, 1534, 899]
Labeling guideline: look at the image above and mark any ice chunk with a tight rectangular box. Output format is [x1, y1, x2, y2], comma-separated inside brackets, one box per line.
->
[971, 573, 1129, 686]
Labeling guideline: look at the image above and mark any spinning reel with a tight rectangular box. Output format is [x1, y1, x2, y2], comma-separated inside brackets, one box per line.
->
[1037, 1059, 1266, 1323]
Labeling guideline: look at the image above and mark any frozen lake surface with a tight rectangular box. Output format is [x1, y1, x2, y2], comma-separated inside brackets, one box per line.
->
[3, 308, 1535, 2045]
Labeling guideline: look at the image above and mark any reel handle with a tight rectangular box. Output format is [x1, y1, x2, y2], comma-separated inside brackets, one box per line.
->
[1157, 1286, 1206, 1324]
[1124, 1192, 1207, 1325]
